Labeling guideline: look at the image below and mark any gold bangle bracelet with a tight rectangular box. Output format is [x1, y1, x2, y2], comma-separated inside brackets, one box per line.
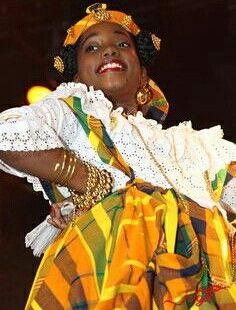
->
[70, 161, 114, 218]
[53, 149, 67, 184]
[59, 153, 74, 186]
[60, 153, 78, 186]
[53, 150, 80, 187]
[66, 154, 77, 183]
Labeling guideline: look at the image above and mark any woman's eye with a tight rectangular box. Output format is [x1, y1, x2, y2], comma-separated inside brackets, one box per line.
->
[85, 45, 99, 52]
[117, 42, 130, 48]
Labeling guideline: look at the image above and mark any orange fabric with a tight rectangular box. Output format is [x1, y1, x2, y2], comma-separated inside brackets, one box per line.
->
[64, 5, 140, 46]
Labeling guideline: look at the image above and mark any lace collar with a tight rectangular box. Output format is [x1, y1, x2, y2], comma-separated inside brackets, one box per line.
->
[48, 81, 169, 124]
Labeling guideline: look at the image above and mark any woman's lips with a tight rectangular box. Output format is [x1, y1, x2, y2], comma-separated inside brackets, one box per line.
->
[96, 60, 127, 74]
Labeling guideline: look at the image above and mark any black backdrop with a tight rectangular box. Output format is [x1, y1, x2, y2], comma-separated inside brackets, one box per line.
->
[0, 1, 236, 308]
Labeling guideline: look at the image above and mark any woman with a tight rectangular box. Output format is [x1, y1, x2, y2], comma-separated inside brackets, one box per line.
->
[0, 3, 236, 309]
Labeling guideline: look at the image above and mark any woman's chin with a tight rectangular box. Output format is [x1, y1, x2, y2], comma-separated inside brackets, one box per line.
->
[98, 81, 127, 96]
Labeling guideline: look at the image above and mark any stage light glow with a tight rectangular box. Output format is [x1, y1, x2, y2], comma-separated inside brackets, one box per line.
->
[27, 86, 51, 104]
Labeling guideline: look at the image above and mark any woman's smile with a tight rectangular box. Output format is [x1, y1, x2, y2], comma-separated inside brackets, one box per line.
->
[96, 58, 127, 74]
[74, 22, 146, 107]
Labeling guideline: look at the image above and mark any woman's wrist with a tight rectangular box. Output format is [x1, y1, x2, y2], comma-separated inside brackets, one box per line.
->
[70, 162, 113, 218]
[67, 160, 88, 192]
[51, 149, 88, 193]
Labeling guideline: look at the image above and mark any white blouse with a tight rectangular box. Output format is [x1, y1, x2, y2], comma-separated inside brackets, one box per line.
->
[0, 82, 236, 213]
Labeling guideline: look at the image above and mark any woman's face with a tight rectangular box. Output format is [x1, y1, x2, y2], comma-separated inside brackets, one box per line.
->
[74, 22, 146, 102]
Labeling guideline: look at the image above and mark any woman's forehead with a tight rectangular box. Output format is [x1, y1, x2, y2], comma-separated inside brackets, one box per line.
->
[80, 22, 131, 43]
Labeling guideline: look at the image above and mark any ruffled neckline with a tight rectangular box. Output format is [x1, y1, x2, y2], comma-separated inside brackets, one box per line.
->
[49, 82, 236, 188]
[34, 82, 236, 210]
[49, 82, 163, 134]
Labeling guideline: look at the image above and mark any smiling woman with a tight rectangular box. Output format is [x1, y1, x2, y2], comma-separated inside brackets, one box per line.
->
[74, 22, 146, 114]
[0, 3, 236, 310]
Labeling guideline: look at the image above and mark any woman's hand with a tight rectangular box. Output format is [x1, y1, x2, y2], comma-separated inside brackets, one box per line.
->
[47, 201, 73, 229]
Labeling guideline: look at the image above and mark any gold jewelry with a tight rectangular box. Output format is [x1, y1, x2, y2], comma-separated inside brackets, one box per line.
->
[53, 150, 78, 186]
[59, 154, 73, 185]
[121, 15, 132, 27]
[86, 3, 107, 13]
[122, 106, 138, 118]
[122, 112, 136, 119]
[136, 83, 153, 106]
[54, 56, 64, 73]
[60, 153, 77, 186]
[70, 162, 113, 220]
[204, 171, 219, 202]
[67, 26, 75, 38]
[133, 125, 189, 213]
[200, 181, 236, 286]
[63, 4, 140, 47]
[86, 3, 111, 22]
[151, 33, 161, 51]
[229, 226, 236, 283]
[53, 149, 67, 184]
[67, 155, 77, 183]
[134, 124, 236, 285]
[119, 15, 134, 33]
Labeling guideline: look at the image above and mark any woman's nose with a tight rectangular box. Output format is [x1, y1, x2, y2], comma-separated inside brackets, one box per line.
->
[102, 45, 119, 58]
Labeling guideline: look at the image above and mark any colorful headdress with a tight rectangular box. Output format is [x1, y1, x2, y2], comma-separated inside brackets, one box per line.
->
[54, 3, 161, 74]
[53, 3, 168, 123]
[63, 3, 141, 47]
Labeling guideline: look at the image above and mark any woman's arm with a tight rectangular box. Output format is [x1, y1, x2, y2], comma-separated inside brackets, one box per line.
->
[0, 149, 88, 193]
[0, 90, 90, 196]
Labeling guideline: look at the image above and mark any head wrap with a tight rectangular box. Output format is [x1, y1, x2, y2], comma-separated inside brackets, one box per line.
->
[54, 3, 169, 123]
[63, 3, 141, 46]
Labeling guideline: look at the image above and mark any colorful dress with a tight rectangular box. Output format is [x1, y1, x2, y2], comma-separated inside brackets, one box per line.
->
[0, 82, 236, 309]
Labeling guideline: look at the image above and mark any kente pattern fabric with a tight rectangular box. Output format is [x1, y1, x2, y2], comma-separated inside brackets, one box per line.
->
[63, 96, 133, 178]
[142, 78, 169, 125]
[26, 97, 236, 309]
[63, 5, 140, 46]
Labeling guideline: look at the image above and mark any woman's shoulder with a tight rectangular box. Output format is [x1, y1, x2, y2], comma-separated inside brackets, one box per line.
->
[166, 121, 224, 143]
[163, 121, 235, 154]
[46, 82, 113, 117]
[48, 82, 88, 102]
[163, 121, 236, 178]
[165, 121, 236, 151]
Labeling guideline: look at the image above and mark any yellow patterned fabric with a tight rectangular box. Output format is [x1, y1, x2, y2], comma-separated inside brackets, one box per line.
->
[63, 3, 140, 47]
[26, 180, 236, 309]
[25, 100, 236, 309]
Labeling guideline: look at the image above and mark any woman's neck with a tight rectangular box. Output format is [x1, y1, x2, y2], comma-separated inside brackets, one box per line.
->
[106, 93, 138, 115]
[113, 101, 138, 115]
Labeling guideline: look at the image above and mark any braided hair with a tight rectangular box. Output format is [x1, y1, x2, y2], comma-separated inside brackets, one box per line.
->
[57, 31, 158, 82]
[135, 31, 158, 67]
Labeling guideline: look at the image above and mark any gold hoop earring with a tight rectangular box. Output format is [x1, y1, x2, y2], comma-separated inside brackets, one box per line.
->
[136, 84, 152, 105]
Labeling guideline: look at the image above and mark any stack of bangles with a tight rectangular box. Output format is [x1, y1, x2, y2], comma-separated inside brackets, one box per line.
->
[53, 149, 114, 217]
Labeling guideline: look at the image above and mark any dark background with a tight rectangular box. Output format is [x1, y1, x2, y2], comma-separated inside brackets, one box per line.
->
[0, 0, 236, 309]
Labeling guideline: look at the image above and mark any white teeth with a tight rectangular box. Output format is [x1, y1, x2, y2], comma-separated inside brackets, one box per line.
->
[99, 62, 123, 73]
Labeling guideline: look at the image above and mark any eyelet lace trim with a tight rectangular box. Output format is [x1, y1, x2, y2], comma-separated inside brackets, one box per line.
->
[221, 178, 236, 214]
[0, 82, 236, 211]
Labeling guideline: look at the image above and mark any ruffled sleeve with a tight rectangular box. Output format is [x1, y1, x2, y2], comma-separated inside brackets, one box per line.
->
[0, 101, 64, 151]
[0, 87, 83, 200]
[143, 121, 236, 210]
[0, 82, 89, 153]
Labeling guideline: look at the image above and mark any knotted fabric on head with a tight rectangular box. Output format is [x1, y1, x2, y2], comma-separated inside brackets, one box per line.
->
[56, 3, 169, 123]
[63, 3, 140, 46]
